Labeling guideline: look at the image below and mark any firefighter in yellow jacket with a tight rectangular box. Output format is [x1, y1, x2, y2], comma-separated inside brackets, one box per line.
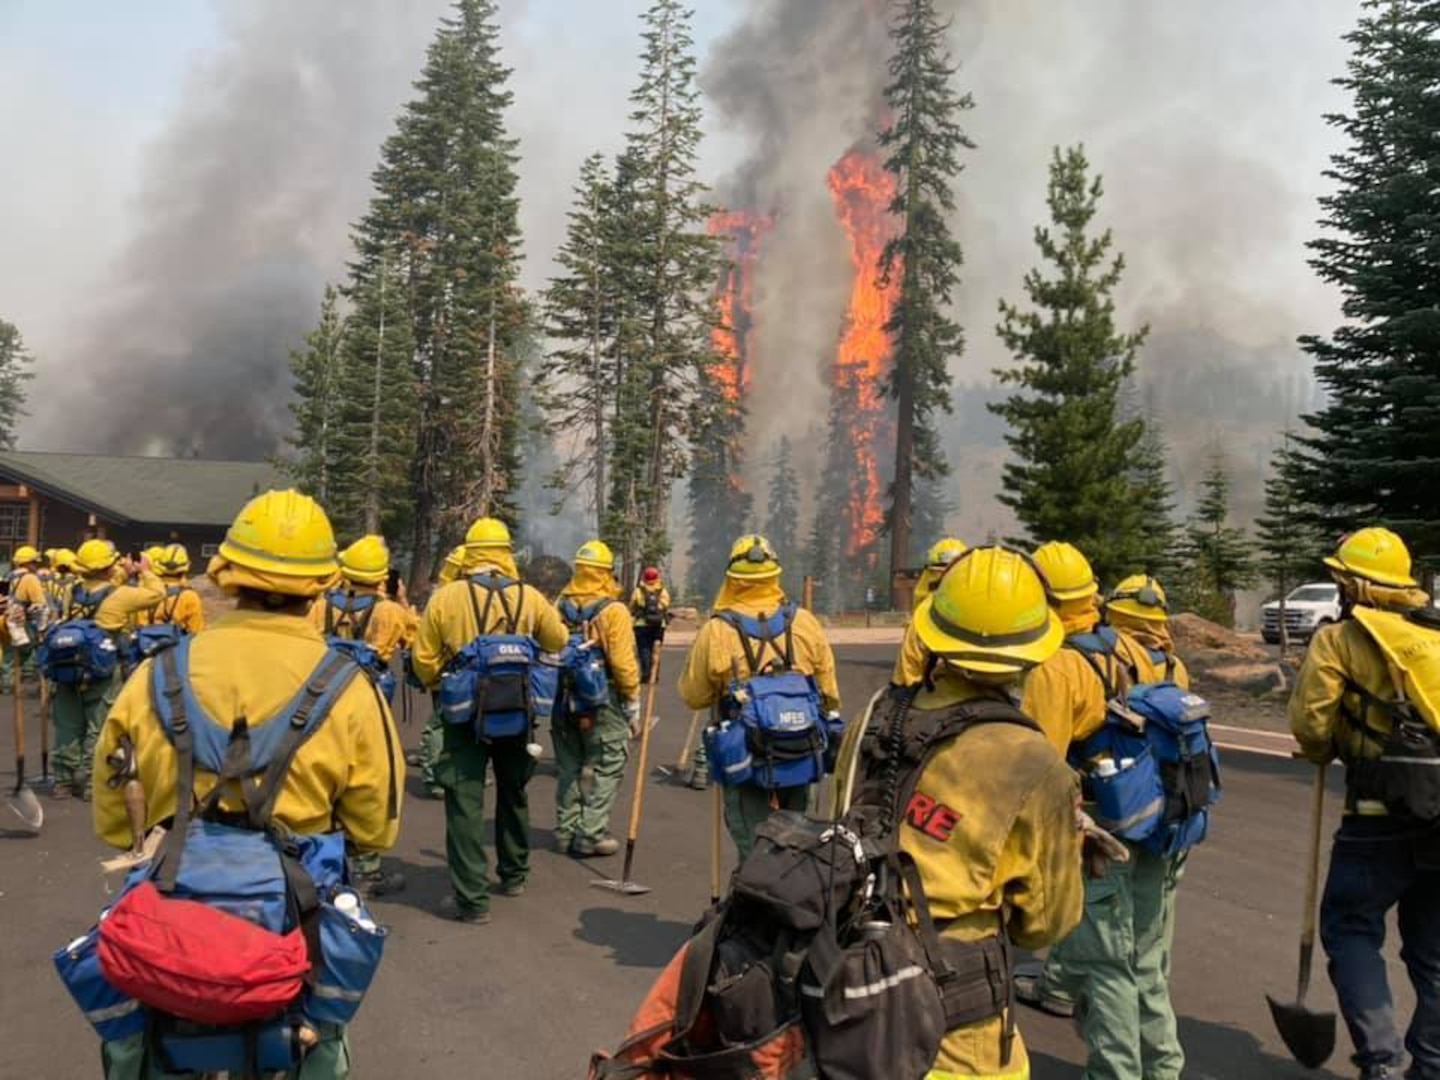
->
[837, 546, 1085, 1080]
[554, 541, 642, 857]
[92, 489, 404, 1077]
[678, 535, 840, 858]
[629, 566, 671, 683]
[913, 536, 967, 610]
[308, 536, 409, 664]
[1290, 528, 1440, 1080]
[142, 544, 205, 634]
[412, 517, 568, 924]
[47, 540, 162, 798]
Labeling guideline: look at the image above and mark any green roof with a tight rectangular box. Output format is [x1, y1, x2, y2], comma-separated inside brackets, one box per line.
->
[0, 451, 281, 527]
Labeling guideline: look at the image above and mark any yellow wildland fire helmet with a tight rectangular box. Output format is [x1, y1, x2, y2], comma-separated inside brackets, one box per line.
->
[574, 540, 616, 570]
[727, 534, 782, 580]
[218, 490, 339, 579]
[464, 517, 512, 549]
[914, 547, 1063, 675]
[1324, 527, 1417, 589]
[924, 537, 968, 570]
[1105, 575, 1170, 624]
[1032, 541, 1099, 602]
[76, 539, 120, 574]
[155, 544, 191, 576]
[12, 545, 40, 566]
[339, 535, 391, 586]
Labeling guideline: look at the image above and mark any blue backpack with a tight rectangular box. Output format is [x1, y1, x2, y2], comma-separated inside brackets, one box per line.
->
[38, 585, 120, 686]
[557, 597, 616, 720]
[129, 585, 196, 664]
[437, 575, 548, 740]
[323, 590, 397, 704]
[52, 637, 389, 1073]
[703, 603, 837, 790]
[1068, 630, 1221, 856]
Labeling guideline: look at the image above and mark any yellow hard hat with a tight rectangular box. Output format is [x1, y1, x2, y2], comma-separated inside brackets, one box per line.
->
[925, 537, 968, 570]
[76, 538, 120, 574]
[914, 547, 1063, 675]
[339, 535, 391, 585]
[1106, 575, 1170, 624]
[218, 489, 338, 579]
[1032, 541, 1099, 602]
[727, 534, 782, 580]
[144, 545, 166, 564]
[12, 545, 39, 566]
[574, 539, 616, 570]
[155, 543, 191, 576]
[1324, 527, 1417, 589]
[53, 548, 77, 572]
[465, 517, 512, 549]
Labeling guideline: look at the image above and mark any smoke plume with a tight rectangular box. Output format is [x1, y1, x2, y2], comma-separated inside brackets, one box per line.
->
[703, 0, 1356, 537]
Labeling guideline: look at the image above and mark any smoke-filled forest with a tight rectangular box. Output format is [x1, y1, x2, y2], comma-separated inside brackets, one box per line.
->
[3, 0, 1435, 619]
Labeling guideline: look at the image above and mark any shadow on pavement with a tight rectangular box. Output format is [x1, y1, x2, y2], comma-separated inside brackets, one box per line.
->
[372, 856, 453, 918]
[1175, 1015, 1348, 1080]
[575, 906, 691, 968]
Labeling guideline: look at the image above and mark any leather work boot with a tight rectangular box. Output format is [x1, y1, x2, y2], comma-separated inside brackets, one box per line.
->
[570, 836, 621, 859]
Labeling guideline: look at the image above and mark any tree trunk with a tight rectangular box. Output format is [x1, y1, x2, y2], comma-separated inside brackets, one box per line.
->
[480, 288, 498, 519]
[364, 256, 388, 534]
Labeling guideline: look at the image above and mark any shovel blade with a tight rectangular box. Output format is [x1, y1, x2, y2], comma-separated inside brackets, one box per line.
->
[589, 878, 652, 897]
[6, 785, 43, 832]
[1266, 994, 1336, 1069]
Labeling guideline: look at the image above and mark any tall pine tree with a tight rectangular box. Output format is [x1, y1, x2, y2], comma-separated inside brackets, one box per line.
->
[878, 0, 974, 605]
[1175, 455, 1258, 627]
[990, 145, 1150, 584]
[1257, 431, 1327, 646]
[541, 152, 620, 536]
[764, 436, 803, 595]
[349, 0, 526, 584]
[0, 319, 32, 450]
[613, 0, 725, 577]
[1299, 1, 1440, 570]
[1127, 417, 1180, 582]
[283, 287, 346, 504]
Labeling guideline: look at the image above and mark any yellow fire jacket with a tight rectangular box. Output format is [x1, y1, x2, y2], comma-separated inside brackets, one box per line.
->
[1290, 586, 1433, 776]
[412, 563, 569, 688]
[629, 583, 672, 627]
[837, 672, 1083, 1080]
[74, 573, 165, 633]
[308, 586, 411, 664]
[562, 567, 642, 700]
[143, 580, 206, 635]
[93, 608, 404, 853]
[677, 579, 840, 714]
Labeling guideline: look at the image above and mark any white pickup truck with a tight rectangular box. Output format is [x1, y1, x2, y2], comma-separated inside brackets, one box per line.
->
[1261, 582, 1342, 645]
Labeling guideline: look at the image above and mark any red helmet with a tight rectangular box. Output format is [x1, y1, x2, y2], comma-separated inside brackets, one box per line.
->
[642, 566, 660, 583]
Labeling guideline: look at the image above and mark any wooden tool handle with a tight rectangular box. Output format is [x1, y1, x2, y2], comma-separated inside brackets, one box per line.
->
[124, 779, 147, 856]
[625, 649, 662, 843]
[12, 659, 25, 785]
[1297, 763, 1327, 1001]
[710, 781, 723, 905]
[676, 711, 701, 773]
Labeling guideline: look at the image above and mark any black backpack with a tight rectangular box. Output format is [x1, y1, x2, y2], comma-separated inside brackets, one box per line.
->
[592, 686, 1037, 1080]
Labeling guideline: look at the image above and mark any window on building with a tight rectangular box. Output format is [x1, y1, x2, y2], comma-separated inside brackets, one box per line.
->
[0, 502, 27, 542]
[201, 544, 220, 558]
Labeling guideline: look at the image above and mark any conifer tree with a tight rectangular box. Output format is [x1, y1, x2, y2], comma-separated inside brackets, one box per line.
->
[878, 0, 974, 605]
[349, 0, 525, 583]
[335, 249, 417, 539]
[541, 152, 619, 535]
[0, 319, 31, 450]
[990, 145, 1150, 585]
[764, 436, 803, 594]
[614, 0, 726, 574]
[1257, 432, 1326, 648]
[1299, 1, 1440, 570]
[1127, 417, 1181, 582]
[283, 287, 345, 504]
[1175, 455, 1258, 627]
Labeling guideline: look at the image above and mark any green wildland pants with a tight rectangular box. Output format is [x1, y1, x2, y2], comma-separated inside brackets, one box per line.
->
[553, 701, 630, 847]
[723, 785, 810, 862]
[102, 1026, 349, 1078]
[1056, 844, 1186, 1080]
[435, 724, 536, 915]
[52, 675, 118, 792]
[419, 710, 444, 788]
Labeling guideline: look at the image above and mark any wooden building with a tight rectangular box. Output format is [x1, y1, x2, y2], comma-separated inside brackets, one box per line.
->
[0, 451, 280, 563]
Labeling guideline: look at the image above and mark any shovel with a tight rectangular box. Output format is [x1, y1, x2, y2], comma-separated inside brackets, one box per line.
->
[7, 657, 43, 832]
[1267, 762, 1336, 1069]
[39, 677, 51, 787]
[592, 649, 663, 897]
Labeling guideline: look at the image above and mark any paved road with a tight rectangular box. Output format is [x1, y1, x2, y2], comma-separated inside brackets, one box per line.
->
[0, 645, 1408, 1078]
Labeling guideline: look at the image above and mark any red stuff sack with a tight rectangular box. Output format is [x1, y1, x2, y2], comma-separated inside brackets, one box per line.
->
[98, 881, 310, 1025]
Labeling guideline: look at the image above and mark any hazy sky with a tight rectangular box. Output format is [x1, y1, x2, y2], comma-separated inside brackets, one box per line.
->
[0, 0, 1363, 543]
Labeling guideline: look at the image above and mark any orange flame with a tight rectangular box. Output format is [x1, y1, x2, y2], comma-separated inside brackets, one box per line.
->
[708, 211, 773, 402]
[827, 148, 899, 558]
